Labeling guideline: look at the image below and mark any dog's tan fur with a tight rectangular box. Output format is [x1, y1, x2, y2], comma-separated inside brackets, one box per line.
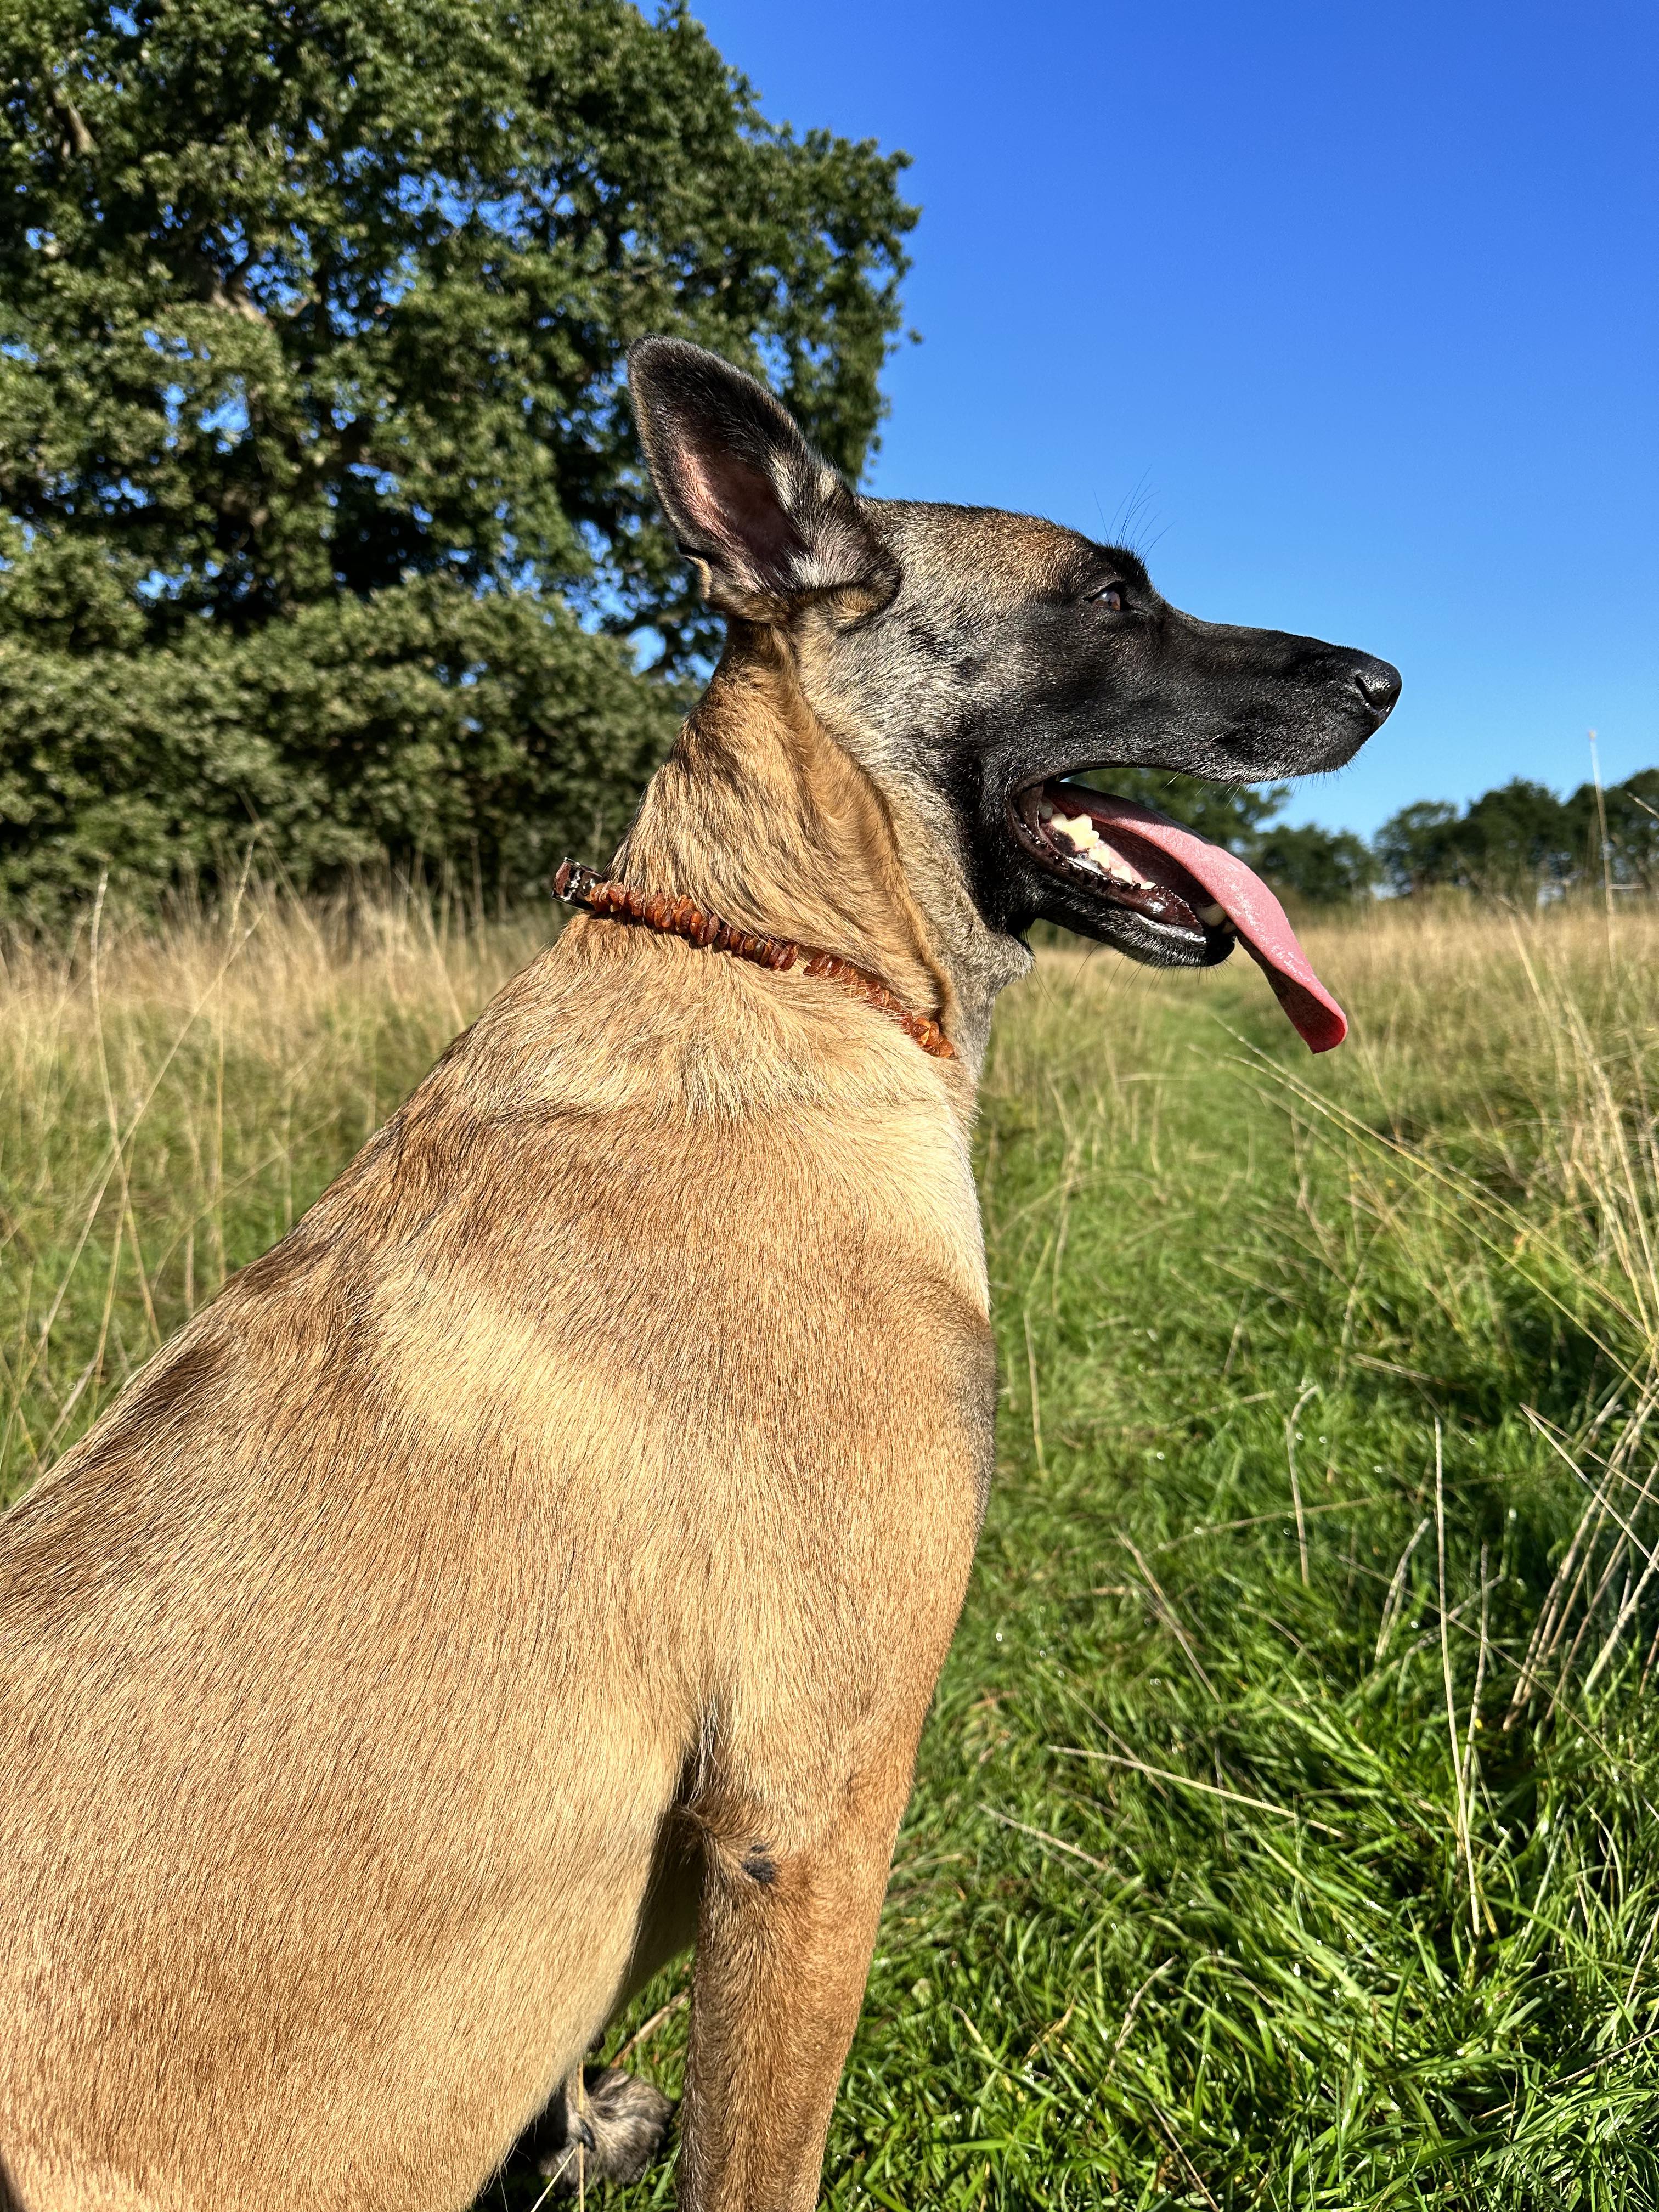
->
[0, 619, 1000, 2209]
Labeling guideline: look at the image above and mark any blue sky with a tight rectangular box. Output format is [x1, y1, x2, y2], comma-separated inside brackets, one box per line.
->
[696, 0, 1657, 837]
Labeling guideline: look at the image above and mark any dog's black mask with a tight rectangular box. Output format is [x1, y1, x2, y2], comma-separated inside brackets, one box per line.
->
[627, 337, 1400, 1019]
[924, 541, 1399, 970]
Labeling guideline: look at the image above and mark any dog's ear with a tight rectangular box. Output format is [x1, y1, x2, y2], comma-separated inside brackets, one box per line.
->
[627, 337, 898, 621]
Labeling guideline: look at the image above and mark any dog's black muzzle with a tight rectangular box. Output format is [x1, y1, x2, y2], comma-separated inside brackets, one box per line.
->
[1071, 615, 1401, 786]
[958, 610, 1401, 952]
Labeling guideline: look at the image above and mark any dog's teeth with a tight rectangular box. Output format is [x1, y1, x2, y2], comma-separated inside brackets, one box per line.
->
[1198, 901, 1227, 927]
[1052, 812, 1099, 854]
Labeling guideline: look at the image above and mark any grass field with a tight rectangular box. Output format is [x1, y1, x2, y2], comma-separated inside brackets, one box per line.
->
[6, 889, 1659, 2208]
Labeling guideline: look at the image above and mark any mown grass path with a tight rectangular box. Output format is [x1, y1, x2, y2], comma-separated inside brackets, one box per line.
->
[5, 898, 1658, 2208]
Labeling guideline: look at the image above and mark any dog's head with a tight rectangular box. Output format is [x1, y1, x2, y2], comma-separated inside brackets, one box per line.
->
[628, 338, 1398, 1053]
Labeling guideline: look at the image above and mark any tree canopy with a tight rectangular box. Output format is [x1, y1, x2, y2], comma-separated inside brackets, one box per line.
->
[0, 0, 916, 913]
[1250, 820, 1377, 906]
[1374, 775, 1659, 901]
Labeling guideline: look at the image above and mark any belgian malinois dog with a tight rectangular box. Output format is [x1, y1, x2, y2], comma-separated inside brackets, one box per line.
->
[0, 339, 1398, 2211]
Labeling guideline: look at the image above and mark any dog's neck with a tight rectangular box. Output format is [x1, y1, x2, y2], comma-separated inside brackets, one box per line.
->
[612, 629, 1019, 1071]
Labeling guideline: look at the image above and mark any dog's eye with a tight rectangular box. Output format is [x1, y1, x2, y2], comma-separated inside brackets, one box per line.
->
[1088, 584, 1124, 611]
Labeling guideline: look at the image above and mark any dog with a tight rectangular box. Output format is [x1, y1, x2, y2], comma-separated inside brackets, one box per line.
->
[0, 338, 1397, 2211]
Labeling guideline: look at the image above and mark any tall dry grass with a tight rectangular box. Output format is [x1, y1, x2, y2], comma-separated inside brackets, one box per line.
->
[0, 878, 546, 1505]
[1286, 902, 1659, 1720]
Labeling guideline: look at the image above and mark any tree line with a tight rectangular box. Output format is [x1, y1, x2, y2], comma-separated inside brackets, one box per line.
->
[0, 3, 1644, 924]
[1240, 771, 1659, 909]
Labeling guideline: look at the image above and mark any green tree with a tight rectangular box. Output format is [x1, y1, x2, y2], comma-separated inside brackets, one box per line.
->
[1375, 799, 1463, 896]
[1376, 785, 1575, 901]
[1455, 778, 1573, 895]
[0, 0, 916, 915]
[1251, 821, 1377, 905]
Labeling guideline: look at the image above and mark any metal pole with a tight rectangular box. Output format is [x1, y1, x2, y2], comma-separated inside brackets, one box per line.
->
[1590, 729, 1615, 963]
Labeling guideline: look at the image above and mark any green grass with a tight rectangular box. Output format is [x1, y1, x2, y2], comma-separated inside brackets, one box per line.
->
[7, 893, 1659, 2207]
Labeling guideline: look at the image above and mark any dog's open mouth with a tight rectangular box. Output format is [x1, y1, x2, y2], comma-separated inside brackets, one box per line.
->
[1010, 779, 1348, 1053]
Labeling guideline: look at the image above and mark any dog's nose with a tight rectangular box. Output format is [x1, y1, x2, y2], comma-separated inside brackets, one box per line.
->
[1351, 656, 1402, 723]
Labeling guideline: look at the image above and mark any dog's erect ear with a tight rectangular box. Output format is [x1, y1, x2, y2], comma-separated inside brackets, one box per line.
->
[627, 337, 898, 621]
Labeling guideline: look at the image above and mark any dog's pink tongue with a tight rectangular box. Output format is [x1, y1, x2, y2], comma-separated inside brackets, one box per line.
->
[1081, 792, 1348, 1053]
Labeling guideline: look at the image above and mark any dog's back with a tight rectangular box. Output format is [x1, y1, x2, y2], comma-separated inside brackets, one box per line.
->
[0, 911, 991, 2211]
